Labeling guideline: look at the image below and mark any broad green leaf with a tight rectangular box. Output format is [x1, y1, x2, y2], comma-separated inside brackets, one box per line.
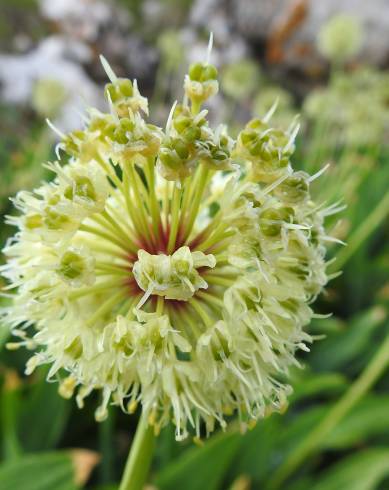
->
[311, 448, 389, 490]
[91, 486, 118, 490]
[0, 451, 78, 490]
[0, 372, 23, 460]
[224, 414, 281, 482]
[19, 371, 71, 451]
[98, 408, 117, 485]
[290, 372, 347, 404]
[286, 476, 315, 490]
[154, 430, 241, 490]
[324, 395, 389, 449]
[309, 306, 386, 371]
[0, 450, 99, 490]
[227, 406, 329, 484]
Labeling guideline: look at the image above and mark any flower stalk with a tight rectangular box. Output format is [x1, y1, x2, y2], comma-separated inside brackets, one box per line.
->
[119, 412, 155, 490]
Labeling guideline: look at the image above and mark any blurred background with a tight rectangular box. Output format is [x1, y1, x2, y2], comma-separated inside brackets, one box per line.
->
[0, 1, 389, 489]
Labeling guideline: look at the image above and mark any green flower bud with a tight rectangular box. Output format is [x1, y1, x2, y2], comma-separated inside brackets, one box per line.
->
[237, 118, 297, 183]
[24, 214, 43, 230]
[185, 62, 219, 109]
[105, 83, 119, 103]
[189, 62, 204, 81]
[110, 115, 162, 162]
[60, 251, 86, 279]
[260, 208, 284, 237]
[85, 114, 117, 150]
[133, 247, 216, 301]
[105, 78, 148, 118]
[118, 79, 134, 97]
[43, 207, 73, 231]
[202, 64, 218, 81]
[57, 247, 95, 287]
[64, 176, 96, 202]
[64, 340, 83, 360]
[274, 172, 309, 203]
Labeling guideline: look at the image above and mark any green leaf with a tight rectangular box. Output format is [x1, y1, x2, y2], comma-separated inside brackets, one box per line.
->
[91, 486, 118, 490]
[154, 430, 241, 490]
[19, 371, 71, 451]
[0, 451, 79, 490]
[309, 307, 386, 371]
[0, 373, 23, 460]
[311, 448, 389, 490]
[224, 415, 281, 482]
[290, 372, 348, 404]
[225, 406, 329, 485]
[324, 395, 389, 449]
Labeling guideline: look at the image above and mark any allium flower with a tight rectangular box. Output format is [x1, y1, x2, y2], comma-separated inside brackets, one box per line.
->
[221, 59, 261, 101]
[317, 14, 363, 64]
[304, 67, 389, 148]
[1, 53, 335, 441]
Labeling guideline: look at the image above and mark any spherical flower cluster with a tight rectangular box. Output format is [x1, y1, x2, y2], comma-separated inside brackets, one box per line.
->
[221, 59, 261, 101]
[1, 55, 336, 440]
[317, 14, 363, 64]
[304, 67, 389, 148]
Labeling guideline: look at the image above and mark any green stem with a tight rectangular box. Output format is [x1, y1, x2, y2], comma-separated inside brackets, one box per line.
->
[119, 412, 155, 490]
[128, 165, 155, 250]
[330, 190, 389, 272]
[167, 184, 183, 253]
[146, 158, 162, 238]
[183, 165, 210, 242]
[98, 408, 115, 484]
[266, 332, 389, 490]
[191, 100, 201, 116]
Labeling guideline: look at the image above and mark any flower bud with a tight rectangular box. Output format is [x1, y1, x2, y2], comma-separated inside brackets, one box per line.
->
[57, 246, 95, 287]
[110, 115, 162, 162]
[237, 118, 295, 183]
[133, 246, 216, 301]
[259, 207, 294, 237]
[105, 78, 148, 117]
[184, 62, 219, 108]
[274, 172, 309, 203]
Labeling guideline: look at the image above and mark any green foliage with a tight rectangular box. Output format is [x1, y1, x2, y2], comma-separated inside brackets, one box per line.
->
[0, 452, 79, 490]
[324, 395, 389, 449]
[155, 432, 241, 490]
[310, 448, 389, 490]
[18, 373, 71, 452]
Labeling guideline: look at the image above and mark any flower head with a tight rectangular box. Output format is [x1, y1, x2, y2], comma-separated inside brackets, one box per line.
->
[221, 59, 261, 101]
[317, 14, 363, 64]
[1, 53, 335, 440]
[304, 67, 389, 148]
